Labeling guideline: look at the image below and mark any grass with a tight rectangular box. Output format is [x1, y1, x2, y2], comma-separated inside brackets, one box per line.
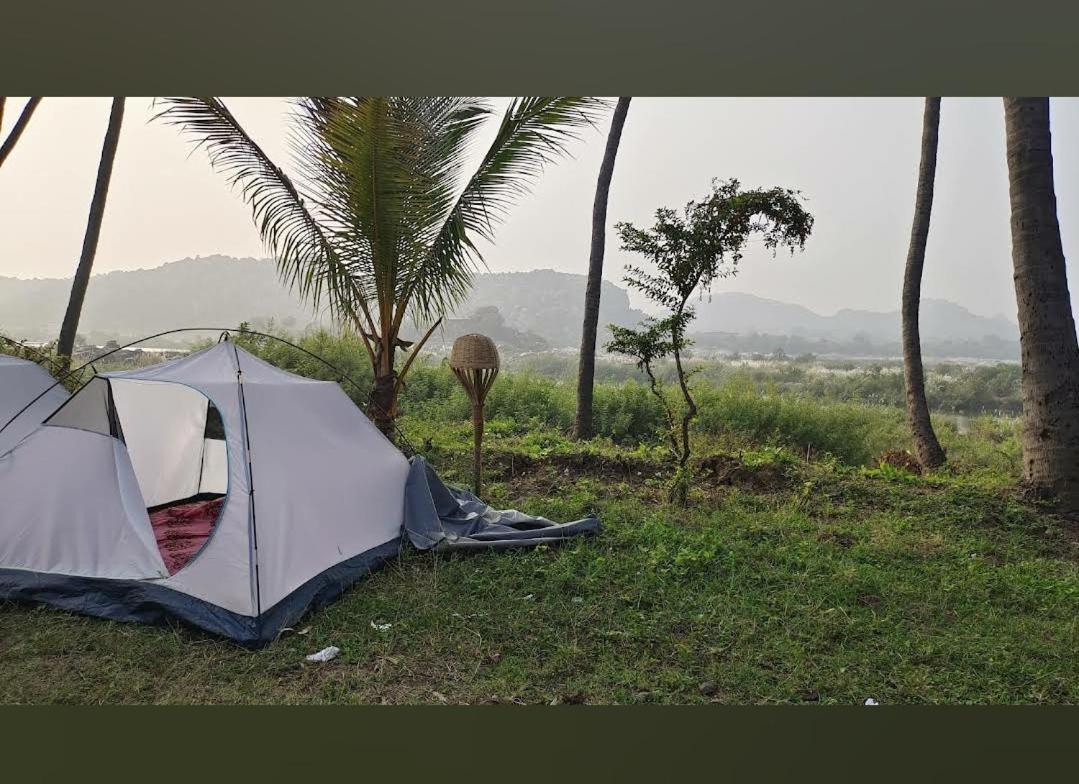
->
[1, 418, 1076, 704]
[0, 334, 1071, 703]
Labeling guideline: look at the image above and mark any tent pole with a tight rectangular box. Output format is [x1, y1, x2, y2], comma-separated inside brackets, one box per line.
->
[233, 343, 262, 620]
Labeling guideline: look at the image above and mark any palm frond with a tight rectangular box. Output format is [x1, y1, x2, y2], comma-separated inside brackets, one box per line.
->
[157, 96, 607, 373]
[290, 97, 490, 333]
[404, 96, 609, 325]
[153, 97, 368, 331]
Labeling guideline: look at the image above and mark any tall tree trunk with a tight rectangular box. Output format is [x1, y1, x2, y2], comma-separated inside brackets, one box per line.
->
[0, 97, 42, 170]
[57, 98, 125, 361]
[902, 97, 946, 469]
[573, 97, 631, 440]
[1004, 97, 1079, 509]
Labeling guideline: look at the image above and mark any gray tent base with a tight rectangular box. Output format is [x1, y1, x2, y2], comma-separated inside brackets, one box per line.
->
[0, 537, 402, 647]
[403, 456, 602, 552]
[0, 459, 599, 645]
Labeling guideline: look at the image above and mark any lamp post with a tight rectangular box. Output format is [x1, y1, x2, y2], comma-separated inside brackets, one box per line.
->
[449, 334, 500, 496]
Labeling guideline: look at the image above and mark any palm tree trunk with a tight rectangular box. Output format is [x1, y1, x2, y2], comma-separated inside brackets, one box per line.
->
[573, 97, 631, 440]
[369, 369, 398, 442]
[0, 97, 42, 170]
[902, 97, 946, 469]
[367, 328, 399, 442]
[1004, 97, 1079, 509]
[57, 98, 125, 361]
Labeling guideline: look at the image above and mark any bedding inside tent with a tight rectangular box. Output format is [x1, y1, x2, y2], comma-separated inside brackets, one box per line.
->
[46, 377, 229, 574]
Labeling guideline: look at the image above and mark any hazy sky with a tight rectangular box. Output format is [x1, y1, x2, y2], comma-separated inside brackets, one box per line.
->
[2, 96, 1078, 320]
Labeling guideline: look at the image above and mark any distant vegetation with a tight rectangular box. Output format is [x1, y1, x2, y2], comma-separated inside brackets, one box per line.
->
[198, 329, 1021, 469]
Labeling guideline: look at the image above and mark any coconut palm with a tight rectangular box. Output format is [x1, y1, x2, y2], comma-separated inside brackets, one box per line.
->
[573, 96, 631, 440]
[1003, 97, 1079, 508]
[901, 97, 946, 469]
[57, 97, 125, 362]
[157, 97, 603, 439]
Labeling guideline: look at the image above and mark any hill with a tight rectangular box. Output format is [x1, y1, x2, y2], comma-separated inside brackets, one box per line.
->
[0, 257, 647, 350]
[0, 257, 319, 344]
[690, 291, 1018, 344]
[0, 256, 1019, 358]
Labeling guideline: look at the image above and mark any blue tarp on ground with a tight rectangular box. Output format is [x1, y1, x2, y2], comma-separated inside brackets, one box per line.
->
[403, 456, 602, 552]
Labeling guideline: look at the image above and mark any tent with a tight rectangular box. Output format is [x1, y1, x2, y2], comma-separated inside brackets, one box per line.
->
[0, 341, 409, 645]
[0, 354, 70, 456]
[0, 340, 600, 645]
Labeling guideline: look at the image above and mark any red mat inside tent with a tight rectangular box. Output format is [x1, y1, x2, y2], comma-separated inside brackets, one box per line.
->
[148, 496, 224, 574]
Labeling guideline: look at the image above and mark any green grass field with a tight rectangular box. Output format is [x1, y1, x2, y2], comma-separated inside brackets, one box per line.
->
[2, 410, 1076, 704]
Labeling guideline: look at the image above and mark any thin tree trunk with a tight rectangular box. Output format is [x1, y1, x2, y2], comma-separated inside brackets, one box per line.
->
[573, 97, 631, 440]
[1004, 97, 1079, 509]
[671, 311, 697, 470]
[57, 98, 125, 361]
[0, 97, 42, 170]
[642, 362, 679, 456]
[902, 97, 946, 469]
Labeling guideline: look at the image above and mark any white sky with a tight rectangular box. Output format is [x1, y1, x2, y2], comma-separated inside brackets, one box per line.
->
[2, 96, 1078, 320]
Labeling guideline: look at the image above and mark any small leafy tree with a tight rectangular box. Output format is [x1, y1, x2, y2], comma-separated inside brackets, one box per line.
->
[606, 179, 814, 505]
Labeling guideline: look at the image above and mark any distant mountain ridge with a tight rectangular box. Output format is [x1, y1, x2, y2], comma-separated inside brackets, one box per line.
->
[0, 255, 1019, 358]
[691, 291, 1018, 343]
[0, 257, 320, 342]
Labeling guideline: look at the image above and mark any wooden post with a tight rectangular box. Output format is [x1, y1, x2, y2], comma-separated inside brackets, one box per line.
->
[449, 334, 500, 496]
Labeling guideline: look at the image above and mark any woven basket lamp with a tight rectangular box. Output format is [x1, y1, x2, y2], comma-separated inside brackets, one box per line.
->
[449, 333, 500, 495]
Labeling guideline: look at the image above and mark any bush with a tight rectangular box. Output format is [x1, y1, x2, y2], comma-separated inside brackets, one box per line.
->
[693, 379, 905, 465]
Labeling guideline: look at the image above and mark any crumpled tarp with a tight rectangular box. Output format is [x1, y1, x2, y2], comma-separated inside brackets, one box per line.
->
[403, 455, 601, 552]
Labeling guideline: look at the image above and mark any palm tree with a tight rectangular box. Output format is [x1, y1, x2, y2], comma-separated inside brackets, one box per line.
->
[0, 97, 43, 170]
[1004, 97, 1079, 509]
[158, 97, 604, 439]
[57, 97, 125, 361]
[573, 96, 631, 440]
[901, 97, 946, 469]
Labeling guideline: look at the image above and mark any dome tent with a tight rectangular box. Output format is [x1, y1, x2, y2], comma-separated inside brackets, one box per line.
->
[0, 341, 409, 645]
[0, 354, 70, 456]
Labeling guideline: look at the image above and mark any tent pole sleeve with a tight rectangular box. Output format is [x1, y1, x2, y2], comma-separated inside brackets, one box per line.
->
[233, 343, 262, 619]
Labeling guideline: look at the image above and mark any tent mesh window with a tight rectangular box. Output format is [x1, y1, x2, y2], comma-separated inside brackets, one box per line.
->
[44, 377, 114, 437]
[45, 377, 229, 575]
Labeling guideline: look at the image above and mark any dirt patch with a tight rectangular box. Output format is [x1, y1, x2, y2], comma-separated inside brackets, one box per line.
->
[489, 450, 662, 482]
[818, 530, 857, 548]
[697, 454, 792, 493]
[878, 450, 923, 475]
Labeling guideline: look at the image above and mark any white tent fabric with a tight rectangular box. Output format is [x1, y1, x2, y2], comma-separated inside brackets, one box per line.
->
[0, 426, 169, 580]
[111, 379, 213, 508]
[0, 342, 410, 642]
[0, 355, 69, 456]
